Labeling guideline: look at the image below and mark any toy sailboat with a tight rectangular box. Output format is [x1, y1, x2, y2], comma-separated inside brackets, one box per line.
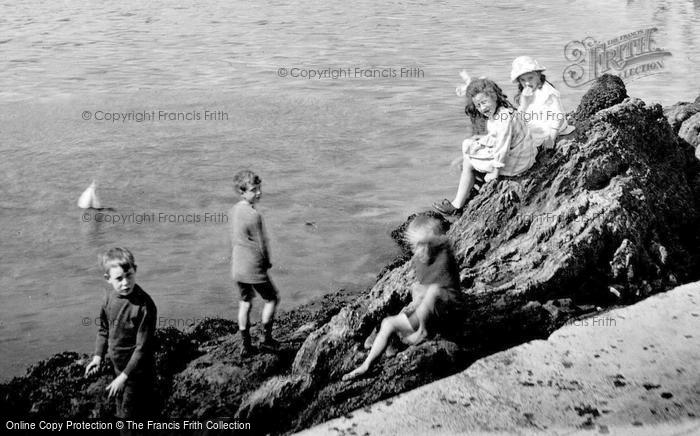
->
[78, 181, 101, 209]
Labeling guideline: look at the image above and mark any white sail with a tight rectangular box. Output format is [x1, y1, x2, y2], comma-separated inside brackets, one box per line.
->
[77, 181, 101, 209]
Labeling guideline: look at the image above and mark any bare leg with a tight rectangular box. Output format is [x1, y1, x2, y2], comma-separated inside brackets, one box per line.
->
[261, 299, 277, 325]
[451, 158, 476, 209]
[238, 301, 252, 330]
[343, 314, 415, 381]
[404, 285, 442, 345]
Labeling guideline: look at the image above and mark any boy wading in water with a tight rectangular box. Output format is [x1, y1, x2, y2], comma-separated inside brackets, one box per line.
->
[230, 170, 281, 356]
[343, 215, 461, 380]
[85, 247, 157, 420]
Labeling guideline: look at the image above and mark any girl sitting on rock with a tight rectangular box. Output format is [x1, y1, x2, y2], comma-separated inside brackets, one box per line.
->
[511, 56, 574, 150]
[434, 77, 537, 216]
[342, 215, 461, 381]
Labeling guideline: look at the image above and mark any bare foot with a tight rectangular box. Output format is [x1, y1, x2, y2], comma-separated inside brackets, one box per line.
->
[342, 365, 369, 381]
[403, 328, 427, 345]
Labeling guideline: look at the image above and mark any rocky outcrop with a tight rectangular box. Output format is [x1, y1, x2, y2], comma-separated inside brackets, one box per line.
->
[0, 327, 199, 419]
[664, 98, 700, 161]
[572, 74, 627, 138]
[3, 78, 700, 435]
[300, 282, 700, 435]
[235, 84, 700, 433]
[680, 113, 700, 148]
[664, 100, 700, 134]
[0, 292, 353, 423]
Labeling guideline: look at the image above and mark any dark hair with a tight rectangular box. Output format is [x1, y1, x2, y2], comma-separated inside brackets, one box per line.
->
[513, 72, 555, 106]
[464, 78, 515, 129]
[233, 170, 261, 194]
[100, 247, 136, 275]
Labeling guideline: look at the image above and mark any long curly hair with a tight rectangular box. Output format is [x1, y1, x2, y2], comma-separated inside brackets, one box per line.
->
[464, 78, 515, 132]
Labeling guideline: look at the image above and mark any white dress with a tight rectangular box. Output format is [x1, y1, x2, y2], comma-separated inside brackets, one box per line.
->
[464, 107, 537, 177]
[517, 82, 575, 147]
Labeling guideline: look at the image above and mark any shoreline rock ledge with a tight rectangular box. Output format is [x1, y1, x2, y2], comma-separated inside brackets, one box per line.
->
[2, 75, 700, 435]
[298, 282, 700, 435]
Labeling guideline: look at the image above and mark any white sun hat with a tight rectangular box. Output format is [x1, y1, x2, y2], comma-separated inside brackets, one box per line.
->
[510, 56, 546, 83]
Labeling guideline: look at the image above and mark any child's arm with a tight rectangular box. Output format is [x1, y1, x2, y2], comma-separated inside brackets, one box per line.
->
[404, 283, 443, 345]
[106, 297, 156, 397]
[488, 116, 515, 180]
[122, 300, 157, 377]
[543, 94, 567, 149]
[403, 283, 427, 315]
[86, 301, 108, 377]
[253, 213, 271, 269]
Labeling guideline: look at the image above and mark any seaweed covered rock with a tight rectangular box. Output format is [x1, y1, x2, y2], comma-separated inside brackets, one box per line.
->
[0, 327, 199, 419]
[572, 74, 627, 137]
[184, 317, 239, 344]
[0, 352, 114, 419]
[236, 81, 700, 434]
[1, 289, 353, 423]
[164, 290, 353, 419]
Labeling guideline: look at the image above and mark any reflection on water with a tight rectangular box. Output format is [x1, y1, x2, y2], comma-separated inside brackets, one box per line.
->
[0, 0, 698, 378]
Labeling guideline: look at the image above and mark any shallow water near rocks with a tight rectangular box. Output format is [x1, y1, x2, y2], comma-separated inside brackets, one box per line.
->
[1, 0, 699, 378]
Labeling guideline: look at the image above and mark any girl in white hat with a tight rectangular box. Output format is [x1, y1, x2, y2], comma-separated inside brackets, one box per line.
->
[510, 56, 574, 149]
[434, 77, 537, 215]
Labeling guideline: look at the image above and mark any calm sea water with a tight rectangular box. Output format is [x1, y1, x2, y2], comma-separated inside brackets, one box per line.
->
[1, 0, 699, 379]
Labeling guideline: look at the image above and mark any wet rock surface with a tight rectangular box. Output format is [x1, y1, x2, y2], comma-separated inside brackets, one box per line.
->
[300, 283, 700, 435]
[680, 113, 700, 148]
[2, 79, 700, 435]
[664, 100, 700, 134]
[0, 291, 353, 427]
[236, 83, 700, 433]
[0, 326, 199, 420]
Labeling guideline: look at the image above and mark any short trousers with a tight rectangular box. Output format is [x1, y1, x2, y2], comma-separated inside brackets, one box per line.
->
[236, 280, 278, 302]
[400, 286, 462, 335]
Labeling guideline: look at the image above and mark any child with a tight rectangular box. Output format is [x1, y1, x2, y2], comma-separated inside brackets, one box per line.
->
[511, 56, 574, 150]
[434, 78, 537, 215]
[342, 215, 460, 381]
[230, 170, 280, 356]
[85, 247, 157, 420]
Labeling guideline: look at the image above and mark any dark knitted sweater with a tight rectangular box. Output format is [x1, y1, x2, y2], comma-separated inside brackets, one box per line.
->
[94, 284, 157, 377]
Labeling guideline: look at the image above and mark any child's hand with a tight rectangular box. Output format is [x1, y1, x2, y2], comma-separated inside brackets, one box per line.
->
[106, 373, 128, 398]
[411, 283, 427, 305]
[461, 138, 478, 156]
[403, 327, 428, 345]
[543, 134, 556, 150]
[85, 355, 101, 377]
[484, 171, 499, 183]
